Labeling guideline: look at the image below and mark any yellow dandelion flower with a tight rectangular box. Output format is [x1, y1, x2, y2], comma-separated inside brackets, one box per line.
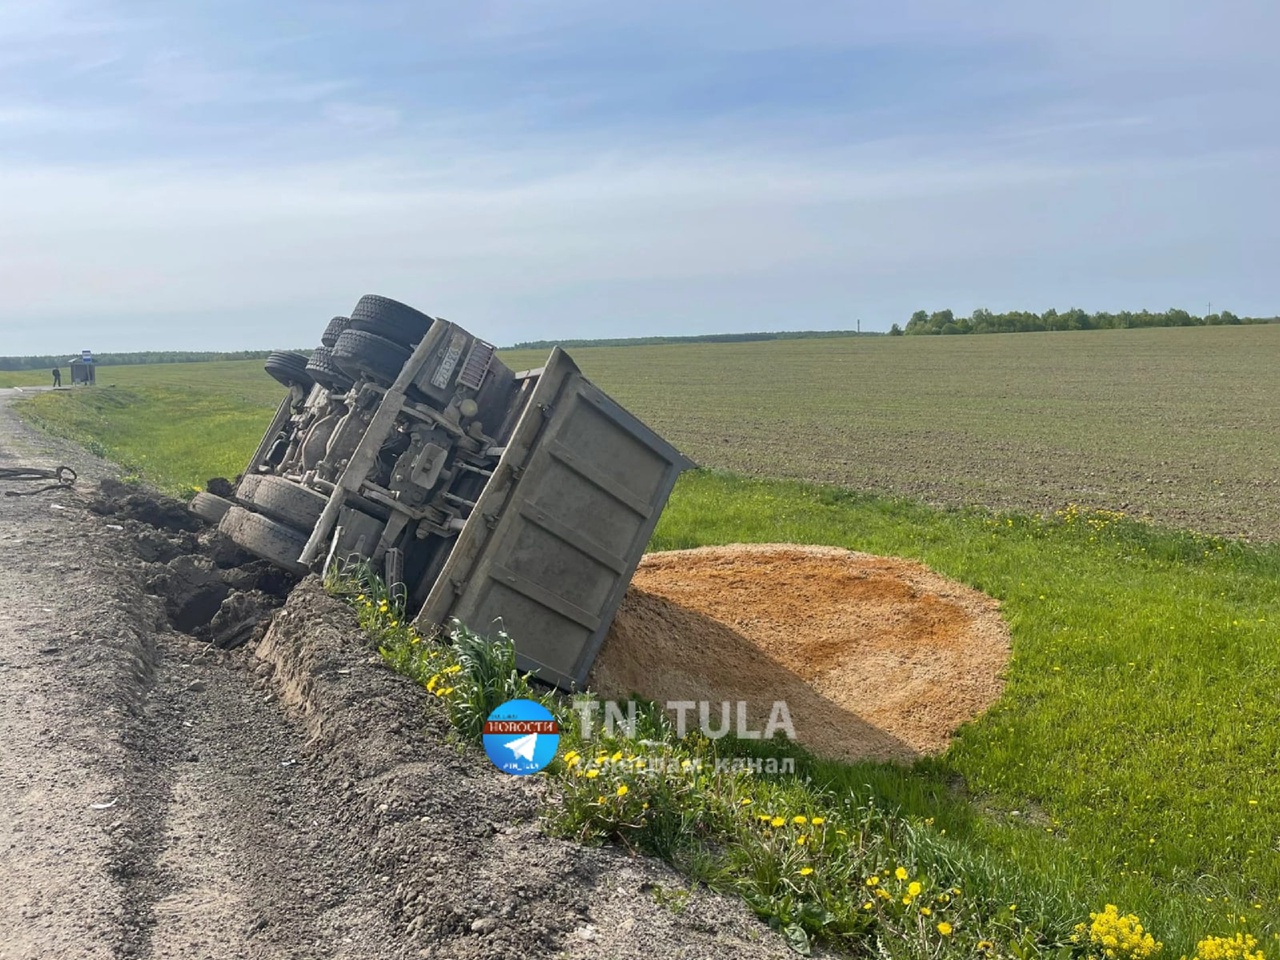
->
[795, 834, 808, 846]
[895, 867, 909, 881]
[585, 769, 600, 779]
[908, 881, 923, 897]
[610, 751, 623, 762]
[799, 867, 814, 876]
[792, 815, 808, 825]
[811, 817, 825, 825]
[920, 907, 932, 917]
[865, 877, 879, 887]
[770, 816, 786, 828]
[937, 922, 953, 936]
[616, 784, 628, 797]
[862, 902, 873, 910]
[740, 797, 753, 806]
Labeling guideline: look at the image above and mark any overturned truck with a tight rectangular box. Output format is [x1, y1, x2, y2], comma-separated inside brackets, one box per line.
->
[194, 296, 693, 689]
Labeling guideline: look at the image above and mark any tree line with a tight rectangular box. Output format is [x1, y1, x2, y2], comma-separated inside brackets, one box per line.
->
[895, 308, 1279, 336]
[0, 350, 280, 372]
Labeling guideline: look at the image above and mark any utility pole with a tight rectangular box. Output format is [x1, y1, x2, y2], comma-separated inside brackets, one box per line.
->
[857, 318, 861, 335]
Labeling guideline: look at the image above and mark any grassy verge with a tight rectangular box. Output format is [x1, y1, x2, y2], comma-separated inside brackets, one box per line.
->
[651, 474, 1280, 946]
[16, 381, 274, 494]
[333, 556, 1276, 959]
[0, 369, 56, 388]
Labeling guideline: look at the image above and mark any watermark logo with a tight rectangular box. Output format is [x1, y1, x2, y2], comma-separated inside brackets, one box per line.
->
[482, 699, 560, 776]
[573, 700, 796, 742]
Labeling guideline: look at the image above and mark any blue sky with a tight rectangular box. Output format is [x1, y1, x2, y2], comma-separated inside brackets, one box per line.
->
[1, 0, 1276, 352]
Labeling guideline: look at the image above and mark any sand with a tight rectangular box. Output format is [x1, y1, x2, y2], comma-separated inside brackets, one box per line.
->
[590, 544, 1011, 763]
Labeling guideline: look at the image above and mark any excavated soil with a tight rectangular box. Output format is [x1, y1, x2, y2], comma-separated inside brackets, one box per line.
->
[592, 544, 1011, 762]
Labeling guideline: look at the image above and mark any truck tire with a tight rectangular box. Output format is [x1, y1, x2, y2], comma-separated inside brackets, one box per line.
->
[264, 351, 314, 390]
[348, 295, 433, 347]
[189, 491, 233, 525]
[219, 506, 309, 575]
[331, 329, 411, 387]
[236, 473, 265, 505]
[247, 475, 329, 530]
[320, 316, 350, 348]
[305, 346, 354, 393]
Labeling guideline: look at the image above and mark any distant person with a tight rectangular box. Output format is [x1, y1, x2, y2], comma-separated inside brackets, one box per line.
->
[51, 367, 61, 387]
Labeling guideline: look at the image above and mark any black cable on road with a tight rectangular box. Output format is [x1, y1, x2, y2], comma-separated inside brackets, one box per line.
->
[0, 465, 77, 496]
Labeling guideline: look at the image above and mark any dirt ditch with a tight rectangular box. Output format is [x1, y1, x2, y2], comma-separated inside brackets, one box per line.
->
[592, 544, 1011, 762]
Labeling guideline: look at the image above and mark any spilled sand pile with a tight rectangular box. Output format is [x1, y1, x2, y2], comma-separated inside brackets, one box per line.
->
[589, 544, 1010, 763]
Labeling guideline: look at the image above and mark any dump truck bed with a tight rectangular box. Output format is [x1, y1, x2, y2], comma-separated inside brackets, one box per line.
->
[419, 348, 693, 689]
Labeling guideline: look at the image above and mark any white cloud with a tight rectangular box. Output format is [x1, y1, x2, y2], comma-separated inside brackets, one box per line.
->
[0, 0, 1274, 353]
[0, 129, 1271, 353]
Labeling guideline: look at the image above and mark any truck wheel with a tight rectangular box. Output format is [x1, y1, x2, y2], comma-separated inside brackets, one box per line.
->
[219, 505, 309, 575]
[320, 316, 350, 348]
[236, 473, 266, 506]
[247, 475, 329, 530]
[264, 351, 314, 390]
[331, 329, 412, 387]
[306, 346, 354, 393]
[348, 295, 433, 348]
[189, 491, 233, 525]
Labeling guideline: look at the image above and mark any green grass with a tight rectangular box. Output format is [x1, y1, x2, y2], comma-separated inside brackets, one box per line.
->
[0, 368, 59, 388]
[15, 360, 283, 493]
[650, 473, 1280, 949]
[338, 498, 1280, 955]
[11, 333, 1280, 952]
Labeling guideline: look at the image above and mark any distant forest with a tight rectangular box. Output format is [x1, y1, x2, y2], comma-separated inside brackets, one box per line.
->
[0, 350, 278, 371]
[508, 329, 870, 349]
[897, 308, 1279, 336]
[6, 310, 1274, 368]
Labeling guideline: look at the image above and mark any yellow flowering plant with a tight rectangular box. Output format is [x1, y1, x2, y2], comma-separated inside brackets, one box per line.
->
[1185, 934, 1266, 960]
[1074, 905, 1162, 960]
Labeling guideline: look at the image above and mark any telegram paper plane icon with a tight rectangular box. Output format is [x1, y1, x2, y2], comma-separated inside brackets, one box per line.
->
[505, 732, 539, 762]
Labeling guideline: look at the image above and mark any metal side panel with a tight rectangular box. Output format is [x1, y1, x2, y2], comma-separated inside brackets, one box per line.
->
[415, 347, 694, 690]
